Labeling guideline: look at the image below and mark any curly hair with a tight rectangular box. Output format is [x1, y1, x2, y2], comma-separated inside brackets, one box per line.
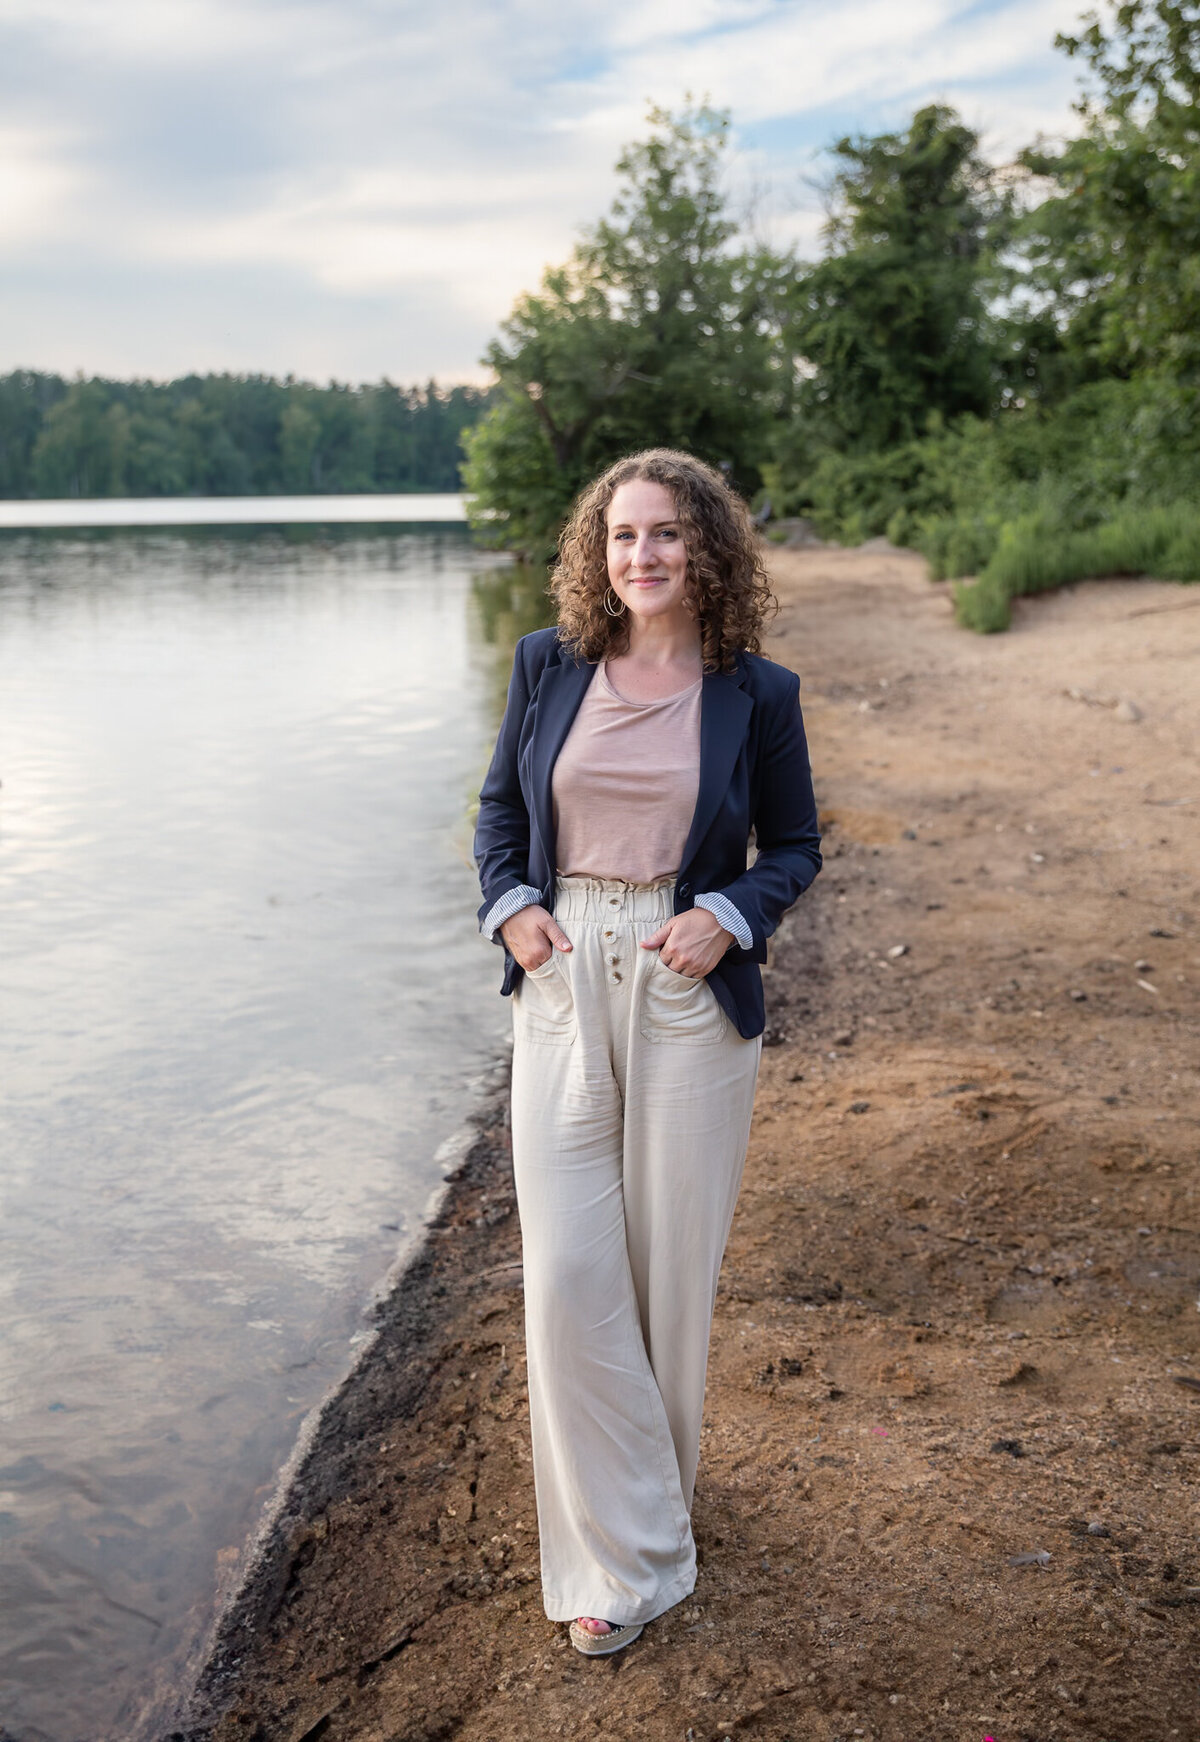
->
[550, 449, 777, 673]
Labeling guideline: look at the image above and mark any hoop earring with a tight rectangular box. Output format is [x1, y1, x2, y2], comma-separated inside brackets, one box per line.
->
[603, 586, 626, 618]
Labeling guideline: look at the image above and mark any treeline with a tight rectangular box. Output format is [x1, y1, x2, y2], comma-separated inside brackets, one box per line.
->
[466, 0, 1200, 630]
[0, 373, 494, 499]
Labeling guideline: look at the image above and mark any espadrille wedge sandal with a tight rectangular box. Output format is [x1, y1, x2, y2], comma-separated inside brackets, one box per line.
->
[568, 1619, 644, 1656]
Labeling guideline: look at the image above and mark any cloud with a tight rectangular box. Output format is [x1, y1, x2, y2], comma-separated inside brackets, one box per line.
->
[0, 0, 1095, 381]
[0, 123, 90, 244]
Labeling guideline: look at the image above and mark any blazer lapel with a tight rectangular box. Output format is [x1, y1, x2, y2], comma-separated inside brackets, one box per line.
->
[528, 652, 753, 889]
[528, 655, 595, 877]
[679, 663, 753, 876]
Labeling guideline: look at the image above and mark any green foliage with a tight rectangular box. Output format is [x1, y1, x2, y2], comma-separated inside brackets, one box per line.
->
[0, 373, 493, 499]
[784, 105, 1009, 452]
[954, 501, 1200, 629]
[990, 5, 1200, 402]
[31, 381, 132, 497]
[463, 103, 791, 559]
[758, 9, 1200, 630]
[952, 571, 1014, 633]
[1017, 2, 1200, 379]
[461, 394, 574, 561]
[913, 373, 1199, 572]
[771, 366, 1198, 580]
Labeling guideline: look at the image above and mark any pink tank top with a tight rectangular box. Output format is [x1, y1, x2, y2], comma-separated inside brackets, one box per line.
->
[552, 662, 702, 883]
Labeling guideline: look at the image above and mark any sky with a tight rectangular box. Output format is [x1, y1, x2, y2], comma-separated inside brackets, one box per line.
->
[0, 0, 1096, 386]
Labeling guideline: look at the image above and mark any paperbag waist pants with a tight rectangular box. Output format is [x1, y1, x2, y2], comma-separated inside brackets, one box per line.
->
[509, 875, 762, 1626]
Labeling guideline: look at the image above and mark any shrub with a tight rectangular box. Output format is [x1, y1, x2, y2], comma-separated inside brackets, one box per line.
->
[953, 503, 1200, 630]
[952, 572, 1012, 632]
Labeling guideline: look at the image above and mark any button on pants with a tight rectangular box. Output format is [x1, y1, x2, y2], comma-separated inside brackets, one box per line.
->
[510, 875, 762, 1625]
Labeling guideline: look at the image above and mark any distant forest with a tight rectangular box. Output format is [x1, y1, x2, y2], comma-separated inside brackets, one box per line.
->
[0, 372, 495, 499]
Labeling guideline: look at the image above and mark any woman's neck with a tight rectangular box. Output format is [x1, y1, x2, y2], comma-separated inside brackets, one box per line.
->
[621, 613, 702, 668]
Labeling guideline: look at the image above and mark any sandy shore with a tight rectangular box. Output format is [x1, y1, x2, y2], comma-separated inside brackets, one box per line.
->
[169, 547, 1198, 1742]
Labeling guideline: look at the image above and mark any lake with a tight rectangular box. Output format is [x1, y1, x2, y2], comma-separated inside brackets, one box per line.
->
[0, 524, 528, 1740]
[0, 494, 468, 530]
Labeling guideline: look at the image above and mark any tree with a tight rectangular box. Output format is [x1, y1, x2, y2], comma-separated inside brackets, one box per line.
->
[0, 372, 68, 496]
[462, 104, 790, 557]
[0, 371, 492, 498]
[279, 401, 321, 491]
[30, 381, 130, 497]
[1018, 1, 1200, 379]
[782, 105, 1009, 455]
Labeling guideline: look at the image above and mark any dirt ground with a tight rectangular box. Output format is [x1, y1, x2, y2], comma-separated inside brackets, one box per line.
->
[178, 548, 1199, 1742]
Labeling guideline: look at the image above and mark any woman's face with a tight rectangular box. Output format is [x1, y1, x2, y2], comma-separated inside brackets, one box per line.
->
[605, 479, 691, 628]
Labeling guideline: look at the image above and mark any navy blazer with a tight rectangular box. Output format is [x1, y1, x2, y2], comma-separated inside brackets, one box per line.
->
[474, 627, 822, 1039]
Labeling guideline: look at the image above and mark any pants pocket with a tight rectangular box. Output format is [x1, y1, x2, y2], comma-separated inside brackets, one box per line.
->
[638, 954, 729, 1045]
[515, 954, 577, 1045]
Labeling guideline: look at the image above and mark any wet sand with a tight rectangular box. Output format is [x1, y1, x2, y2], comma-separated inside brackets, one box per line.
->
[167, 547, 1199, 1742]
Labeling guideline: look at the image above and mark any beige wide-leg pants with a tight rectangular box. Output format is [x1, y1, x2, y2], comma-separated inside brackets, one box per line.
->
[510, 875, 762, 1626]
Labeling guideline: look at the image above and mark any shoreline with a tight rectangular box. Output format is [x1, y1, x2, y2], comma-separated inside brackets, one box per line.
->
[144, 1053, 517, 1742]
[155, 546, 1198, 1741]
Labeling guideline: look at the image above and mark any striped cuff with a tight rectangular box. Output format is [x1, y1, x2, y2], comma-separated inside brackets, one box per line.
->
[695, 892, 753, 951]
[481, 884, 543, 941]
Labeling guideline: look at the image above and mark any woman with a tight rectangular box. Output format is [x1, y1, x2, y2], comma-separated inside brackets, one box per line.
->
[474, 448, 821, 1656]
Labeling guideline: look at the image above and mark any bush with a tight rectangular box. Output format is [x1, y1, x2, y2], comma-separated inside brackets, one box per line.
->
[914, 508, 1007, 580]
[988, 503, 1200, 596]
[769, 373, 1200, 630]
[952, 572, 1013, 632]
[952, 503, 1200, 630]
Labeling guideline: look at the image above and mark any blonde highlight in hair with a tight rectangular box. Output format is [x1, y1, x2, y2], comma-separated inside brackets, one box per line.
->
[550, 448, 777, 672]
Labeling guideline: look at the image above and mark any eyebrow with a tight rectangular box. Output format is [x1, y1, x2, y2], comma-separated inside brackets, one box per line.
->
[608, 519, 681, 531]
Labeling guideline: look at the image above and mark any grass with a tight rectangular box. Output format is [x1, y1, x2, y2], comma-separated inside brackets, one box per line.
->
[953, 503, 1200, 632]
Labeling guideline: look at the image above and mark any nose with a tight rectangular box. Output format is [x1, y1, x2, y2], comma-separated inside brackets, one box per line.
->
[633, 530, 659, 567]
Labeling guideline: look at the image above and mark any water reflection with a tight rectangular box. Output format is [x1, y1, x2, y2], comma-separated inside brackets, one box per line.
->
[0, 528, 512, 1740]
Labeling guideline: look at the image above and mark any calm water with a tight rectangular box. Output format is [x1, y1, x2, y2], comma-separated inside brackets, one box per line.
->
[0, 494, 467, 530]
[0, 528, 521, 1740]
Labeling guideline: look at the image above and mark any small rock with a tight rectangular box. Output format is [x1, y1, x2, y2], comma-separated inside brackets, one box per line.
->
[834, 1031, 854, 1047]
[1008, 1548, 1051, 1567]
[1114, 699, 1142, 723]
[997, 1359, 1038, 1386]
[1030, 852, 1046, 863]
[849, 1100, 870, 1114]
[991, 1437, 1024, 1457]
[887, 943, 908, 958]
[1069, 989, 1087, 1001]
[1135, 959, 1152, 972]
[1149, 926, 1175, 938]
[1087, 1521, 1110, 1536]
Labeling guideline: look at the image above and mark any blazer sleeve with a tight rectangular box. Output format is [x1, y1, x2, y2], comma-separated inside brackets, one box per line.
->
[707, 670, 821, 953]
[474, 635, 537, 931]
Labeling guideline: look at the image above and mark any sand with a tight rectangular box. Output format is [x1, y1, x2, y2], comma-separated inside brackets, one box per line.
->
[171, 548, 1199, 1742]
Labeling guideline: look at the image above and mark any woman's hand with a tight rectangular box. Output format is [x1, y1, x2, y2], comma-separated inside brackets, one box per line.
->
[500, 904, 573, 972]
[640, 909, 732, 979]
